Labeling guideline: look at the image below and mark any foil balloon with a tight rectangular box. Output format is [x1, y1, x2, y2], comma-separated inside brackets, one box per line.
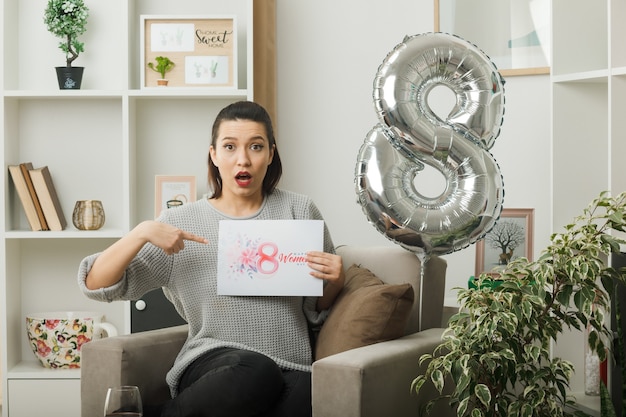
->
[356, 32, 505, 257]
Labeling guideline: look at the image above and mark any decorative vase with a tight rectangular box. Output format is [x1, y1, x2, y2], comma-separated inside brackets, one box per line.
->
[55, 66, 84, 90]
[26, 311, 117, 368]
[166, 199, 183, 208]
[584, 324, 601, 396]
[72, 200, 105, 230]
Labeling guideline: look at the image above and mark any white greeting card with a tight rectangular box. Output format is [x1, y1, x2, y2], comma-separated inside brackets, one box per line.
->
[217, 220, 324, 296]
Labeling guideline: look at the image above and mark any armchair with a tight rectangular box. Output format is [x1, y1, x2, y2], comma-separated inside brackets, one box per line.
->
[81, 245, 453, 417]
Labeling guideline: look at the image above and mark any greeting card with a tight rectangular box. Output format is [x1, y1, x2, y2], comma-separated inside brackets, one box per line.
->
[217, 220, 324, 296]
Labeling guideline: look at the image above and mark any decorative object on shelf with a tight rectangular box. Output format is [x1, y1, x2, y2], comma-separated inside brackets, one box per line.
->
[413, 191, 626, 416]
[155, 175, 196, 217]
[29, 165, 67, 231]
[147, 56, 175, 86]
[26, 311, 117, 368]
[54, 66, 84, 90]
[72, 200, 105, 230]
[8, 162, 48, 231]
[434, 0, 550, 76]
[43, 0, 89, 89]
[8, 162, 67, 231]
[141, 15, 237, 88]
[585, 322, 601, 396]
[475, 208, 535, 277]
[166, 199, 183, 208]
[19, 162, 49, 230]
[356, 32, 505, 259]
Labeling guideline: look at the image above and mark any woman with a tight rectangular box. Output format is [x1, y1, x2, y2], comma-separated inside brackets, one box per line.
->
[78, 101, 345, 417]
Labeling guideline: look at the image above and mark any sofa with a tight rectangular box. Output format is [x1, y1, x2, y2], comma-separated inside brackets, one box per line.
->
[81, 245, 454, 417]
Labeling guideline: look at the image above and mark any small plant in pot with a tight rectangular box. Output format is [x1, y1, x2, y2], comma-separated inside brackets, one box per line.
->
[413, 191, 626, 417]
[44, 0, 89, 90]
[147, 56, 175, 86]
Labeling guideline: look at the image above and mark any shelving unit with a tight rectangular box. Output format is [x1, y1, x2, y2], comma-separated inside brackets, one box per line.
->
[551, 0, 626, 411]
[0, 0, 253, 415]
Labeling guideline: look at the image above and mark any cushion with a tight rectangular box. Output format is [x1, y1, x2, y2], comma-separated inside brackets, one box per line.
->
[314, 264, 414, 360]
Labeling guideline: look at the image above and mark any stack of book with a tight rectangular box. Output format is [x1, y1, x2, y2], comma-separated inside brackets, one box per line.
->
[8, 162, 67, 231]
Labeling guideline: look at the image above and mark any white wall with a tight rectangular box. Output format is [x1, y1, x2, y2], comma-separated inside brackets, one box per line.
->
[275, 0, 552, 301]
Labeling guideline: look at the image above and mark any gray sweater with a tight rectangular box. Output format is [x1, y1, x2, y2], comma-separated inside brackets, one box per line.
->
[78, 189, 335, 396]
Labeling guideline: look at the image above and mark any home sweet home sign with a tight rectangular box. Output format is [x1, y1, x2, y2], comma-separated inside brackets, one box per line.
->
[142, 15, 237, 88]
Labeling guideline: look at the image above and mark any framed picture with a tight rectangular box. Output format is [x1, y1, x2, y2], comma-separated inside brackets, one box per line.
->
[141, 15, 237, 88]
[434, 0, 550, 76]
[475, 208, 534, 277]
[154, 175, 197, 218]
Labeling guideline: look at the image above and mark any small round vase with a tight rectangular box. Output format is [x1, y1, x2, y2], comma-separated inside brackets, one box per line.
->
[72, 200, 105, 230]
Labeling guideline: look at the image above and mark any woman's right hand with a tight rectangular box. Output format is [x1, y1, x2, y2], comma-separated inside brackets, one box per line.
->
[85, 220, 208, 290]
[134, 220, 208, 255]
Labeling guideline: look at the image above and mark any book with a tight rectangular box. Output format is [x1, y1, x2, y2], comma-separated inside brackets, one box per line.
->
[28, 166, 67, 231]
[20, 162, 49, 231]
[8, 163, 45, 231]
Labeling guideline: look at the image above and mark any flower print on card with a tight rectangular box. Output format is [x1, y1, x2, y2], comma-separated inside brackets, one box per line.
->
[217, 220, 324, 296]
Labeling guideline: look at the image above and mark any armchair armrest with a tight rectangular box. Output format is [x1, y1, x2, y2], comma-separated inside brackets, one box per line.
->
[81, 325, 188, 417]
[312, 328, 454, 417]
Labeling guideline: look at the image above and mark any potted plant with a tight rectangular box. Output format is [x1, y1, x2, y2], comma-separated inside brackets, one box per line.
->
[413, 191, 626, 417]
[147, 56, 175, 86]
[44, 0, 89, 89]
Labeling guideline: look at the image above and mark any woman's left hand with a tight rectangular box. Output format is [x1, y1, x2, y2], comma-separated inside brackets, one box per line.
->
[307, 251, 344, 285]
[307, 251, 345, 311]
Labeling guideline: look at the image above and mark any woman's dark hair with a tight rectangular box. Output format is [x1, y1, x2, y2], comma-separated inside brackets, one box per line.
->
[208, 101, 282, 199]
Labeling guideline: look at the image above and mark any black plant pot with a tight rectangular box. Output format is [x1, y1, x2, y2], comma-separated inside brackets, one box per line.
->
[55, 66, 84, 90]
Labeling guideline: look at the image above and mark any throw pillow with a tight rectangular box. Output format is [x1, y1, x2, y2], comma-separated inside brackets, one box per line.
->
[314, 264, 414, 360]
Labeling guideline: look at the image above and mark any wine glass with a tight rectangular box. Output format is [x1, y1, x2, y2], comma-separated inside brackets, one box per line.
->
[104, 385, 143, 417]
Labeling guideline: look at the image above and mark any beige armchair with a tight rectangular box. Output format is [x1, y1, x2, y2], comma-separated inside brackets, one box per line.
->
[81, 245, 453, 417]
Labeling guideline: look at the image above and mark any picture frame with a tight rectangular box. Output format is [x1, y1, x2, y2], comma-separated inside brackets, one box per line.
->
[475, 208, 534, 277]
[154, 175, 197, 218]
[141, 15, 237, 88]
[434, 0, 550, 76]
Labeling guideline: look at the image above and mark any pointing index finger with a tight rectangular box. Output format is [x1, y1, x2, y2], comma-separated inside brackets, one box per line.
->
[181, 231, 208, 244]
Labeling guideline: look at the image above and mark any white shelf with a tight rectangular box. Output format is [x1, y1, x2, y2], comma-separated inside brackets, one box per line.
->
[130, 88, 250, 99]
[551, 66, 626, 83]
[3, 89, 251, 99]
[551, 0, 623, 410]
[551, 69, 609, 84]
[3, 89, 250, 99]
[1, 0, 254, 415]
[4, 229, 126, 239]
[7, 361, 80, 380]
[612, 66, 626, 76]
[2, 90, 126, 99]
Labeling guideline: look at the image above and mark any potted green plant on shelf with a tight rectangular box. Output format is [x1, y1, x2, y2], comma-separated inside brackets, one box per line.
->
[44, 0, 89, 90]
[147, 56, 175, 86]
[413, 191, 626, 417]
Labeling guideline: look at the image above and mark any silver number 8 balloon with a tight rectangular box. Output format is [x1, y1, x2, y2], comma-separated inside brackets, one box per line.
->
[356, 33, 506, 257]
